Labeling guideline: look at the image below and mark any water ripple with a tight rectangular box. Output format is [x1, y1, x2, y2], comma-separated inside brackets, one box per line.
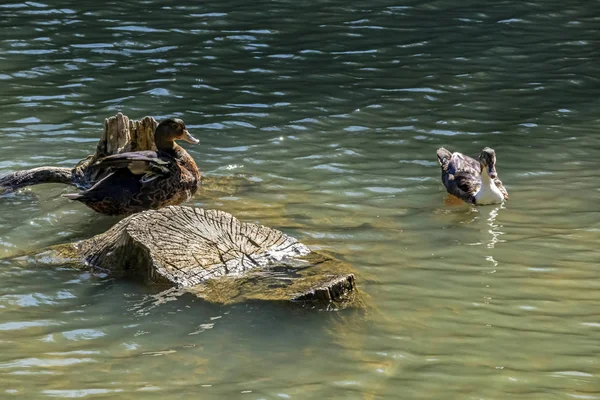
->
[0, 0, 599, 398]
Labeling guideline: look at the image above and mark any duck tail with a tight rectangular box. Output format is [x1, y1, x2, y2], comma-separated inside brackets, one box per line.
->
[436, 147, 452, 167]
[62, 193, 83, 201]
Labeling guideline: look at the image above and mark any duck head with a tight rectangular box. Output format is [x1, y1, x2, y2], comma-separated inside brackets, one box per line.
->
[478, 147, 498, 179]
[155, 118, 199, 150]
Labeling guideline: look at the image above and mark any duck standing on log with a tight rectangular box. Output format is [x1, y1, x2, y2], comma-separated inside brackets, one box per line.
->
[63, 118, 201, 215]
[436, 147, 509, 205]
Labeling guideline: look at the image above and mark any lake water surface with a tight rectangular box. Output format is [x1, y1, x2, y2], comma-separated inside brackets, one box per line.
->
[1, 0, 599, 398]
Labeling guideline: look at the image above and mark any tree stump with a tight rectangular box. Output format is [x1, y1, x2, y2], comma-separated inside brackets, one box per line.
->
[36, 206, 360, 309]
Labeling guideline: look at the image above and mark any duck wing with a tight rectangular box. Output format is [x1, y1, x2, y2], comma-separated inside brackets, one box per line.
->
[63, 169, 147, 215]
[437, 148, 481, 203]
[444, 170, 480, 204]
[93, 151, 173, 177]
[447, 152, 479, 175]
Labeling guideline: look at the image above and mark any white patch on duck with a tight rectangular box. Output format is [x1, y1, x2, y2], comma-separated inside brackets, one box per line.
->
[474, 168, 504, 205]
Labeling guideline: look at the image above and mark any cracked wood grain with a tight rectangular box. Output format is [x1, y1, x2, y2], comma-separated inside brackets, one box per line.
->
[64, 206, 360, 308]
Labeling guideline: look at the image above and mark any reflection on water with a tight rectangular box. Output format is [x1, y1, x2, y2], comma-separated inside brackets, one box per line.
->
[1, 0, 600, 398]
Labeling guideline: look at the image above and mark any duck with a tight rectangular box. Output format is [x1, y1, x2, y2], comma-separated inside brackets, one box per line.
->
[436, 147, 508, 205]
[63, 118, 201, 215]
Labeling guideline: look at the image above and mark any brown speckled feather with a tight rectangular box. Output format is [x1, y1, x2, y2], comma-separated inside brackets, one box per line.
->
[69, 145, 200, 215]
[437, 149, 478, 204]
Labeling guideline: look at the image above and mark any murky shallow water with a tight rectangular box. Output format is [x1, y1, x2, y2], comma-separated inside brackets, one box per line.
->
[1, 0, 599, 398]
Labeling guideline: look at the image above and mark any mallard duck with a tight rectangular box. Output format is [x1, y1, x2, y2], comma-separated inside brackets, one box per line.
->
[63, 118, 200, 215]
[436, 147, 508, 205]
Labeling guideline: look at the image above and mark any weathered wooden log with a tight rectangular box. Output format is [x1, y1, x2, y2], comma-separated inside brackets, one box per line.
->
[34, 206, 360, 309]
[0, 166, 73, 192]
[0, 113, 159, 193]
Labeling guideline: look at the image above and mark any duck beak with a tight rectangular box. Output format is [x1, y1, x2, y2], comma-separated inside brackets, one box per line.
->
[488, 164, 497, 179]
[181, 129, 199, 144]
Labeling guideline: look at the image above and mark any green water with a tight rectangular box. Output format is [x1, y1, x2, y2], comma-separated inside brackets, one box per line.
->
[1, 0, 599, 398]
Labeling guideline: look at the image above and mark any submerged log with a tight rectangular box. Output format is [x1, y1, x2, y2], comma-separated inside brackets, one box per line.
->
[0, 113, 160, 193]
[39, 206, 360, 309]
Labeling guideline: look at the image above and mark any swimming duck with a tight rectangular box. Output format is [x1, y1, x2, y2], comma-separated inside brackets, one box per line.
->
[63, 118, 201, 215]
[436, 147, 508, 205]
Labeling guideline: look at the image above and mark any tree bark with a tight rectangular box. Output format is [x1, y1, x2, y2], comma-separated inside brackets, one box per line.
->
[0, 167, 74, 193]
